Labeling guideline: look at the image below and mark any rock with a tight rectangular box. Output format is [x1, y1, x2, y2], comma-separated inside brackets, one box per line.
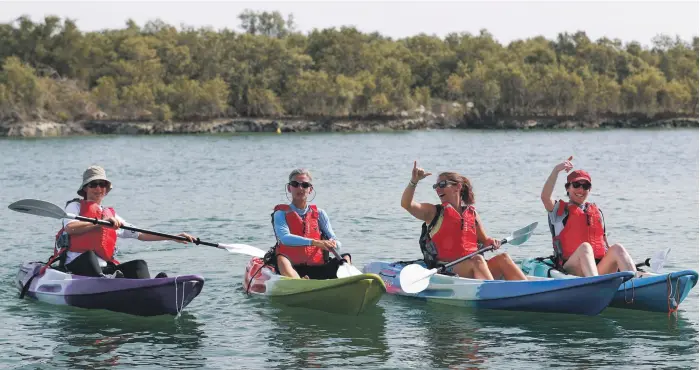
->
[1, 114, 697, 137]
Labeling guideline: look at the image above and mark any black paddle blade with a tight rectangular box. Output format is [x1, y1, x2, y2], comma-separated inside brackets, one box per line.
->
[8, 199, 68, 219]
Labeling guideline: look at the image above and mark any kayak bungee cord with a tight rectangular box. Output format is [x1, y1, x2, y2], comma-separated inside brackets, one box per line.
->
[174, 276, 186, 316]
[623, 278, 636, 304]
[667, 273, 681, 318]
[246, 264, 266, 295]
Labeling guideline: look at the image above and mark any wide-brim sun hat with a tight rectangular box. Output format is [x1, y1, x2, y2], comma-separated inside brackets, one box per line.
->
[77, 165, 113, 196]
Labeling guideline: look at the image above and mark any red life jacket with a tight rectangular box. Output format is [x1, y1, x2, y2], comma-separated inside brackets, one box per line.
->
[422, 203, 478, 263]
[552, 200, 607, 262]
[55, 200, 119, 264]
[273, 204, 327, 266]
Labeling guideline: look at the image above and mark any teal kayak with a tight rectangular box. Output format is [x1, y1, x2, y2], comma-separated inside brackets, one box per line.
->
[520, 257, 698, 313]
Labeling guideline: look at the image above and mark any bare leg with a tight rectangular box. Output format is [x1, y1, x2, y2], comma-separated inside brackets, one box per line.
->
[452, 255, 494, 280]
[487, 253, 528, 280]
[277, 255, 301, 279]
[562, 243, 598, 277]
[597, 243, 636, 275]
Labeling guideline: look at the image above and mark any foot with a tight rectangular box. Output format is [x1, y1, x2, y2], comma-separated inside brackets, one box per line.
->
[114, 270, 124, 278]
[155, 272, 168, 278]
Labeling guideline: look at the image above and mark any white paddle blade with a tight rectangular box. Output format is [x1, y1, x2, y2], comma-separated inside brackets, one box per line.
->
[650, 247, 671, 274]
[8, 199, 68, 219]
[336, 263, 363, 278]
[399, 264, 436, 294]
[217, 243, 266, 258]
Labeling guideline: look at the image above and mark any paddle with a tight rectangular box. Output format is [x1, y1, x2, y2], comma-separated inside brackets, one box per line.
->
[8, 199, 266, 258]
[635, 247, 671, 274]
[399, 221, 539, 294]
[328, 247, 363, 278]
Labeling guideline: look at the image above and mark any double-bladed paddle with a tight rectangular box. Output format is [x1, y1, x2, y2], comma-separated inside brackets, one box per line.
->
[8, 198, 267, 257]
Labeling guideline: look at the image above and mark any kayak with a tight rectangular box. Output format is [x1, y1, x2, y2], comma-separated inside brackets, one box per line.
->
[363, 260, 634, 316]
[520, 257, 699, 313]
[243, 257, 386, 315]
[16, 262, 205, 316]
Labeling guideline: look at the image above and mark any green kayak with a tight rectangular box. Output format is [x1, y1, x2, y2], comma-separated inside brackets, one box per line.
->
[244, 257, 386, 315]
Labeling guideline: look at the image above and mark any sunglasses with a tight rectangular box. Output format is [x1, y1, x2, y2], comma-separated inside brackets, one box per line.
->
[432, 180, 457, 190]
[87, 181, 109, 188]
[568, 182, 591, 190]
[289, 181, 312, 189]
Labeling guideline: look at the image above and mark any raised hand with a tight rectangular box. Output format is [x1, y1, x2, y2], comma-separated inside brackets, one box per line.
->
[553, 156, 574, 173]
[411, 161, 432, 183]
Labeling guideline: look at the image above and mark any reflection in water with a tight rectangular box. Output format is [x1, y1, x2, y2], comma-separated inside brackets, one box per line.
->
[260, 302, 389, 369]
[377, 296, 698, 369]
[11, 301, 206, 369]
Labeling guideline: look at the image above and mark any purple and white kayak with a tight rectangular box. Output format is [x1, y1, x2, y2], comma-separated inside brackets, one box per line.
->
[16, 262, 205, 317]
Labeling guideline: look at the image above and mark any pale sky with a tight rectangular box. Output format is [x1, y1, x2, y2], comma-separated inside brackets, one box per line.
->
[1, 1, 698, 47]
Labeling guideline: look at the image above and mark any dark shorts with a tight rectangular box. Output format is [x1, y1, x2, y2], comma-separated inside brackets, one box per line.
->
[275, 253, 352, 280]
[561, 258, 603, 267]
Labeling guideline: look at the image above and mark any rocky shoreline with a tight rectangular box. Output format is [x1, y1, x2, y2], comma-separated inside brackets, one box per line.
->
[0, 115, 697, 137]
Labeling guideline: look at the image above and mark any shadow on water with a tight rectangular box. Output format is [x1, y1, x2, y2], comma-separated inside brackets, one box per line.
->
[252, 300, 389, 369]
[6, 298, 206, 369]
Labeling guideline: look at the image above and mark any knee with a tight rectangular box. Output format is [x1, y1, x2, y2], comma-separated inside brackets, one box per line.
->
[577, 243, 594, 256]
[491, 253, 513, 263]
[132, 259, 149, 269]
[471, 255, 487, 265]
[276, 255, 291, 266]
[608, 243, 627, 255]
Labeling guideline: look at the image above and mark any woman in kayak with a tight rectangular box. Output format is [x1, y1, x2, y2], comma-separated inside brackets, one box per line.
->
[541, 156, 637, 277]
[268, 168, 352, 279]
[401, 161, 528, 280]
[56, 165, 196, 279]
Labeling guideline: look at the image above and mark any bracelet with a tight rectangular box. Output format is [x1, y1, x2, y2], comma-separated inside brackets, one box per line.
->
[408, 180, 417, 188]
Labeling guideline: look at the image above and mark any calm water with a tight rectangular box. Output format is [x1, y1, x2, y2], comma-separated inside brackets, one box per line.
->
[0, 129, 697, 369]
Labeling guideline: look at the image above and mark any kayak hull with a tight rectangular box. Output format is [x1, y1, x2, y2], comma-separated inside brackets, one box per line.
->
[520, 258, 699, 313]
[16, 262, 205, 316]
[364, 260, 634, 316]
[243, 257, 386, 315]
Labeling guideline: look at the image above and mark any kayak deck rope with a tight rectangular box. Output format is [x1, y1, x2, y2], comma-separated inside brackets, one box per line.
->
[174, 275, 185, 316]
[623, 278, 635, 304]
[246, 264, 266, 295]
[666, 273, 680, 317]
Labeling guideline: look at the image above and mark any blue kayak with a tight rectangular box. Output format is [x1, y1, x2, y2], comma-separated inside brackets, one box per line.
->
[363, 260, 634, 316]
[520, 257, 698, 313]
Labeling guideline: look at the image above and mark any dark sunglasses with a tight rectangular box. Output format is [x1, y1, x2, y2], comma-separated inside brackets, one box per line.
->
[87, 180, 109, 188]
[432, 180, 457, 190]
[568, 182, 591, 190]
[289, 181, 312, 189]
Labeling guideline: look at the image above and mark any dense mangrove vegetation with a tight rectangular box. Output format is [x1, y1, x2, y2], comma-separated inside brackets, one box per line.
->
[0, 10, 697, 125]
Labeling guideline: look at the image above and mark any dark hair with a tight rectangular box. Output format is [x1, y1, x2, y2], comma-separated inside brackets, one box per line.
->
[439, 172, 475, 205]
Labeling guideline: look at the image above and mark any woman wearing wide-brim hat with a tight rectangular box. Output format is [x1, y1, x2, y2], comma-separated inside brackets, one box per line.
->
[55, 165, 196, 279]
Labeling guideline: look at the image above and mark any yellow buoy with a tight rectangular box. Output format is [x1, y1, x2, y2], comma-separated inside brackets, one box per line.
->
[276, 127, 281, 134]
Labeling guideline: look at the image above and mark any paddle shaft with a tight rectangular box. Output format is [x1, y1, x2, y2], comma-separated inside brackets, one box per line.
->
[72, 214, 218, 248]
[440, 238, 507, 271]
[329, 246, 347, 262]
